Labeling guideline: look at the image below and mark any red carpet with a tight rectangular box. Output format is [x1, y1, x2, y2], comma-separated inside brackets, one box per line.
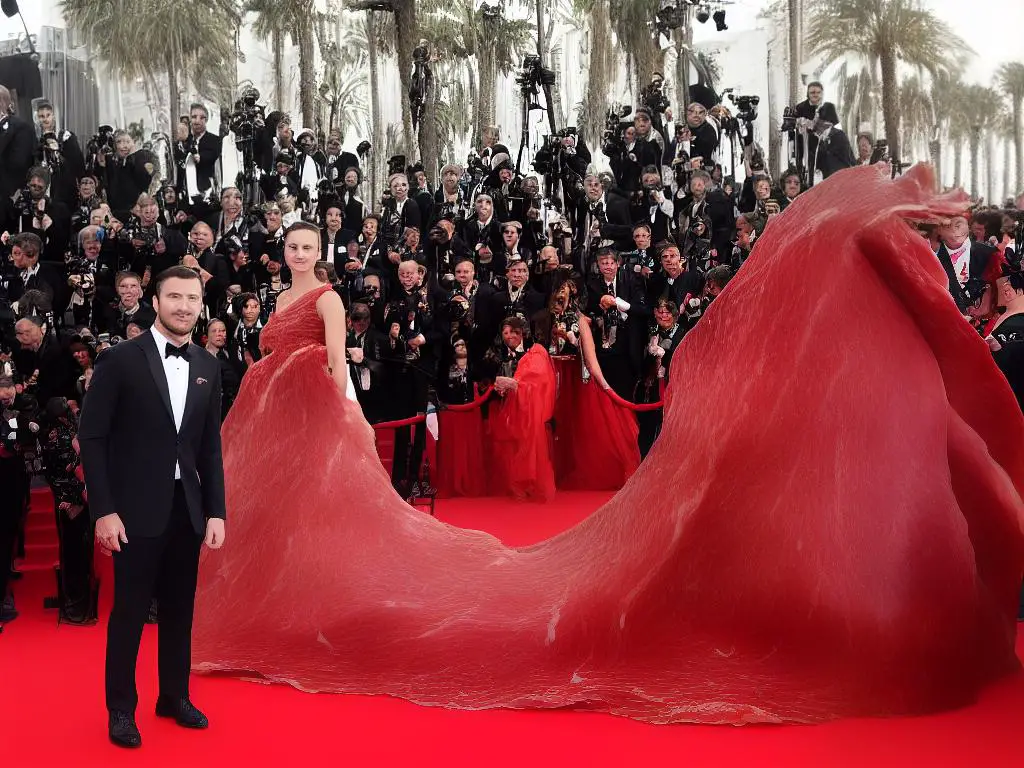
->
[2, 489, 1022, 766]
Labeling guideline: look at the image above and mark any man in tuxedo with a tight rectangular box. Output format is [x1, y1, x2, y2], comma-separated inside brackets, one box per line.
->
[793, 82, 842, 186]
[585, 248, 649, 398]
[8, 233, 67, 315]
[0, 86, 35, 233]
[78, 265, 226, 748]
[575, 175, 634, 273]
[178, 104, 222, 212]
[936, 213, 998, 314]
[647, 242, 705, 311]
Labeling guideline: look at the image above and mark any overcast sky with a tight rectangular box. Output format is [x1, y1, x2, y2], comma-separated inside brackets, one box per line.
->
[692, 0, 1024, 87]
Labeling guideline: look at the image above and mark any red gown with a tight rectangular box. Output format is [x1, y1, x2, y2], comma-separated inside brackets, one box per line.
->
[193, 166, 1024, 724]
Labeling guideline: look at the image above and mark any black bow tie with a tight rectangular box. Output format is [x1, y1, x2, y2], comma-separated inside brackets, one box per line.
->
[165, 342, 190, 360]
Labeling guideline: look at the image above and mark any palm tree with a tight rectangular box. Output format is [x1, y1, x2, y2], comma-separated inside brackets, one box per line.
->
[897, 75, 932, 165]
[576, 0, 616, 152]
[61, 0, 239, 126]
[244, 0, 319, 128]
[807, 0, 970, 167]
[609, 0, 663, 97]
[244, 0, 286, 105]
[997, 61, 1024, 196]
[832, 61, 878, 135]
[963, 85, 999, 201]
[999, 109, 1015, 204]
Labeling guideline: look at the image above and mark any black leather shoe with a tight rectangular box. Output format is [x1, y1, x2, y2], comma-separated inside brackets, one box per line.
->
[108, 710, 142, 748]
[155, 696, 208, 728]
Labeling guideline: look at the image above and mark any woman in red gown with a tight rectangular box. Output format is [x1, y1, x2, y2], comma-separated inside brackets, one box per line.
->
[193, 166, 1024, 724]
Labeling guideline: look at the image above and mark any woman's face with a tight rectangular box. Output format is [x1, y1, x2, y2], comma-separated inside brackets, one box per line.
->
[654, 305, 675, 329]
[326, 208, 342, 231]
[73, 348, 92, 368]
[362, 218, 378, 240]
[222, 189, 243, 216]
[858, 136, 872, 160]
[284, 229, 319, 274]
[79, 177, 97, 199]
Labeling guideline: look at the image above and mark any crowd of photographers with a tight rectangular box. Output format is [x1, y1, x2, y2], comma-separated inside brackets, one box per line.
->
[2, 73, 1024, 627]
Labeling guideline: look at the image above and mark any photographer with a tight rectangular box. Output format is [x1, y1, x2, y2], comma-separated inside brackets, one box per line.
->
[679, 103, 719, 174]
[424, 218, 471, 292]
[433, 163, 470, 225]
[96, 271, 155, 338]
[346, 302, 395, 423]
[497, 221, 534, 270]
[97, 130, 154, 221]
[6, 233, 67, 320]
[619, 222, 658, 279]
[629, 165, 674, 243]
[585, 248, 648, 399]
[5, 167, 72, 264]
[676, 170, 734, 264]
[460, 193, 504, 287]
[121, 195, 188, 292]
[648, 241, 704, 311]
[34, 100, 86, 208]
[639, 72, 672, 140]
[636, 297, 684, 457]
[338, 168, 369, 233]
[0, 86, 35, 235]
[323, 132, 361, 197]
[261, 149, 303, 203]
[183, 222, 231, 318]
[575, 175, 635, 271]
[66, 226, 116, 329]
[248, 202, 288, 290]
[70, 176, 104, 236]
[177, 104, 223, 214]
[792, 82, 846, 184]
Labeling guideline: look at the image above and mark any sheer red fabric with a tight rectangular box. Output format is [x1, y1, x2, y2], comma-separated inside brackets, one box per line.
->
[552, 356, 640, 490]
[486, 346, 557, 501]
[435, 408, 488, 498]
[193, 168, 1024, 724]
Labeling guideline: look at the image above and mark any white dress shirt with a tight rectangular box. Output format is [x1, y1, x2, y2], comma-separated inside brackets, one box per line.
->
[150, 325, 190, 479]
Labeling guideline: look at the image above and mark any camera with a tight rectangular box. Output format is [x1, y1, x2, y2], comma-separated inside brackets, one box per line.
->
[728, 93, 760, 124]
[229, 86, 266, 145]
[15, 186, 37, 219]
[39, 131, 63, 166]
[87, 125, 115, 160]
[601, 104, 633, 158]
[639, 77, 669, 116]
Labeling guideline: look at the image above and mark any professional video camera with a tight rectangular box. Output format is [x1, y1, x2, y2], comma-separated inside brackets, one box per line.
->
[639, 76, 670, 116]
[600, 105, 634, 158]
[780, 105, 798, 134]
[729, 93, 760, 123]
[654, 0, 689, 41]
[119, 216, 158, 258]
[515, 54, 556, 101]
[229, 86, 266, 144]
[87, 125, 115, 162]
[532, 129, 585, 200]
[39, 131, 63, 167]
[14, 186, 36, 220]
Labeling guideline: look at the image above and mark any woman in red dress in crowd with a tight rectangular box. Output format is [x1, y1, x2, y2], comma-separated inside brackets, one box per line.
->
[193, 167, 1024, 724]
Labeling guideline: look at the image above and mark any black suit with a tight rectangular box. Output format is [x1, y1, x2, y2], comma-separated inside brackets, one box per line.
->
[0, 115, 35, 230]
[180, 132, 222, 198]
[936, 241, 996, 313]
[9, 262, 68, 314]
[585, 270, 649, 398]
[78, 329, 225, 713]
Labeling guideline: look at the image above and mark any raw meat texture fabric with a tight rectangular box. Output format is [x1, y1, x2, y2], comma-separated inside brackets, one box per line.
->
[192, 165, 1024, 724]
[485, 345, 557, 501]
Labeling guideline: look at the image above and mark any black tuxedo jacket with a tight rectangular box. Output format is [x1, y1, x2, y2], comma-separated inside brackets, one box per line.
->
[575, 194, 635, 252]
[9, 262, 67, 311]
[187, 132, 223, 193]
[79, 331, 226, 537]
[0, 116, 35, 213]
[936, 241, 997, 313]
[647, 268, 705, 309]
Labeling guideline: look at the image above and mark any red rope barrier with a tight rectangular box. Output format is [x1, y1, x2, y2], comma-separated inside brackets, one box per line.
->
[372, 414, 427, 430]
[599, 385, 665, 412]
[370, 386, 495, 430]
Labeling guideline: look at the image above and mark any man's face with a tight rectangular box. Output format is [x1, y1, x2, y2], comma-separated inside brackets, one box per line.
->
[79, 177, 97, 199]
[634, 113, 651, 136]
[15, 321, 42, 350]
[327, 138, 342, 155]
[242, 298, 261, 323]
[455, 261, 475, 287]
[783, 176, 801, 199]
[690, 176, 707, 198]
[585, 177, 602, 202]
[415, 171, 427, 188]
[222, 189, 242, 215]
[970, 220, 986, 242]
[475, 197, 493, 219]
[507, 262, 529, 288]
[807, 86, 823, 105]
[115, 135, 132, 157]
[325, 208, 342, 230]
[277, 121, 292, 142]
[398, 263, 419, 290]
[405, 228, 420, 249]
[140, 203, 159, 227]
[858, 136, 873, 160]
[624, 126, 636, 144]
[344, 170, 359, 188]
[499, 168, 513, 185]
[940, 216, 970, 247]
[654, 304, 675, 329]
[0, 384, 16, 405]
[443, 170, 459, 190]
[11, 246, 31, 270]
[265, 209, 283, 232]
[362, 218, 378, 240]
[686, 104, 707, 128]
[598, 255, 618, 280]
[38, 107, 56, 131]
[190, 108, 207, 136]
[298, 134, 315, 153]
[352, 314, 371, 335]
[541, 246, 559, 268]
[191, 225, 214, 250]
[90, 205, 111, 227]
[661, 248, 682, 277]
[83, 238, 101, 260]
[754, 180, 771, 200]
[208, 323, 227, 348]
[117, 278, 142, 306]
[28, 176, 47, 199]
[502, 228, 519, 248]
[153, 277, 203, 337]
[502, 325, 523, 349]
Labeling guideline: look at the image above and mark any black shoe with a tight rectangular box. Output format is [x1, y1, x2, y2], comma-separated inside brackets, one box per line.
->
[146, 599, 158, 624]
[0, 596, 17, 623]
[155, 696, 208, 729]
[108, 710, 142, 748]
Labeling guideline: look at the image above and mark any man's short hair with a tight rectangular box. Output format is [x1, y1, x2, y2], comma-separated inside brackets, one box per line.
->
[115, 271, 141, 288]
[28, 165, 51, 185]
[781, 168, 801, 186]
[656, 241, 680, 258]
[501, 315, 526, 332]
[596, 247, 620, 262]
[189, 103, 208, 119]
[12, 232, 42, 258]
[706, 264, 734, 288]
[350, 302, 371, 321]
[632, 222, 652, 234]
[690, 170, 712, 185]
[152, 265, 203, 298]
[78, 225, 101, 249]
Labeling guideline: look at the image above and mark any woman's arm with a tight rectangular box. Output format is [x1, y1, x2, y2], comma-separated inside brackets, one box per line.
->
[317, 289, 350, 396]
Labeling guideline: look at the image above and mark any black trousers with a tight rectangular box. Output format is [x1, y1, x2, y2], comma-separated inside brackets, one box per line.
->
[105, 482, 202, 712]
[637, 410, 663, 459]
[56, 501, 95, 616]
[0, 459, 29, 604]
[391, 366, 430, 486]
